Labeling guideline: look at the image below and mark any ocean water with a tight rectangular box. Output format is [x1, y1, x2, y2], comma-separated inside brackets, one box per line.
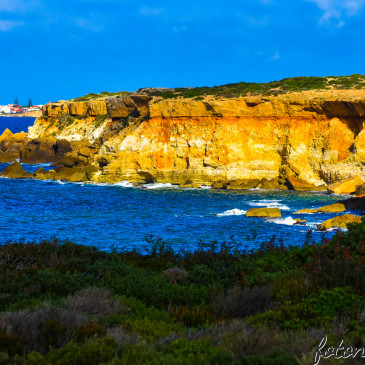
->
[0, 118, 352, 251]
[0, 116, 35, 134]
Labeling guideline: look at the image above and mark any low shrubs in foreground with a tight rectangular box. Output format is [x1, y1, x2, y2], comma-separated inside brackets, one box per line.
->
[0, 224, 365, 363]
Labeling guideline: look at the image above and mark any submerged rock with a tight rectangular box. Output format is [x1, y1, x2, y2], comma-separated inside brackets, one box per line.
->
[246, 207, 281, 218]
[327, 176, 365, 195]
[318, 214, 362, 231]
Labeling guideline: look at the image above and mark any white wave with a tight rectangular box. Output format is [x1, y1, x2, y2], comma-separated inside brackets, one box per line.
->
[200, 185, 212, 189]
[248, 200, 290, 210]
[325, 227, 348, 232]
[142, 183, 179, 189]
[33, 163, 53, 167]
[216, 208, 247, 217]
[115, 181, 134, 188]
[307, 222, 322, 228]
[271, 217, 298, 226]
[248, 187, 262, 191]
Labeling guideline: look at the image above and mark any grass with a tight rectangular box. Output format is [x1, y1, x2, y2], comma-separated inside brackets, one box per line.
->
[0, 223, 365, 363]
[137, 74, 365, 99]
[72, 91, 131, 102]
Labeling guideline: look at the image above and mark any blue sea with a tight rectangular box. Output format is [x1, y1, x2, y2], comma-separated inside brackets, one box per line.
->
[0, 116, 35, 134]
[0, 117, 351, 251]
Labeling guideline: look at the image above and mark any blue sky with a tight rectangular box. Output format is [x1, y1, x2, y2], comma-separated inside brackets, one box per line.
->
[0, 0, 364, 105]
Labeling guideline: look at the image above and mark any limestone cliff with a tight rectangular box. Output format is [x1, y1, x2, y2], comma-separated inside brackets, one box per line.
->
[25, 88, 365, 188]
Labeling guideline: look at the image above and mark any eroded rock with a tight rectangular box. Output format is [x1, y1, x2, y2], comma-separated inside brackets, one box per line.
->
[0, 162, 31, 179]
[294, 203, 346, 214]
[246, 208, 281, 218]
[327, 176, 365, 195]
[318, 214, 362, 231]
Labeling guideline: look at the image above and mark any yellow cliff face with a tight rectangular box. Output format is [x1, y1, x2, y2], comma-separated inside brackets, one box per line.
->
[28, 90, 365, 186]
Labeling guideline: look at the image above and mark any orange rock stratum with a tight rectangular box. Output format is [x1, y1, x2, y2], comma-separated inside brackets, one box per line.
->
[26, 89, 365, 187]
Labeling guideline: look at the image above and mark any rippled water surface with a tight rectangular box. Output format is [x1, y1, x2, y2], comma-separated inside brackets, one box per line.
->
[0, 118, 351, 251]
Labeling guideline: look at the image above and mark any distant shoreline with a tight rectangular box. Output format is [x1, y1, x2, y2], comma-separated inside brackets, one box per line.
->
[0, 111, 41, 118]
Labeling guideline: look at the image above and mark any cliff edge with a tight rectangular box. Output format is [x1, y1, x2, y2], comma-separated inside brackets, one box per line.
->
[4, 75, 365, 189]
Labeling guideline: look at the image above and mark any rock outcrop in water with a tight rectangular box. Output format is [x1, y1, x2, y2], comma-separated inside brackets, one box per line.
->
[318, 214, 363, 230]
[2, 82, 365, 189]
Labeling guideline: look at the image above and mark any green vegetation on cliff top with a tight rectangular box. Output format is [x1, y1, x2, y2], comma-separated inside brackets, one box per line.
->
[69, 74, 365, 102]
[72, 91, 131, 102]
[137, 74, 365, 99]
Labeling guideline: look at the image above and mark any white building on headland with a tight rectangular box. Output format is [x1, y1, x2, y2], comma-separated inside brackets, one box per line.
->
[0, 104, 43, 114]
[0, 105, 11, 114]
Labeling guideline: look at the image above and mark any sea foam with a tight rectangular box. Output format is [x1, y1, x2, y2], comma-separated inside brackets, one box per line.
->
[248, 199, 290, 210]
[216, 208, 247, 217]
[142, 183, 179, 189]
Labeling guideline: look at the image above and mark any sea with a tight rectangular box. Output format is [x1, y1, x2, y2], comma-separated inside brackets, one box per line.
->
[0, 117, 351, 252]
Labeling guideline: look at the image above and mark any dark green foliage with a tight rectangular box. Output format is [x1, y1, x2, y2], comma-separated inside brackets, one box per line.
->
[1, 224, 365, 363]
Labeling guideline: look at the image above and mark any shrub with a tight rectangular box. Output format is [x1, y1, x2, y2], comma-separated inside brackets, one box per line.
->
[65, 287, 126, 316]
[211, 285, 272, 318]
[121, 317, 181, 342]
[169, 305, 216, 327]
[1, 303, 86, 353]
[27, 337, 118, 365]
[248, 287, 362, 329]
[162, 268, 188, 284]
[106, 327, 140, 345]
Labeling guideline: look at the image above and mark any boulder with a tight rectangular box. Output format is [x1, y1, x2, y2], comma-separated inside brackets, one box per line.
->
[260, 178, 280, 190]
[316, 203, 346, 213]
[20, 139, 59, 164]
[54, 139, 72, 156]
[294, 203, 346, 214]
[211, 180, 228, 189]
[286, 176, 318, 191]
[53, 165, 98, 182]
[339, 196, 365, 212]
[0, 161, 31, 179]
[246, 207, 281, 218]
[0, 151, 20, 163]
[54, 166, 87, 182]
[0, 129, 28, 163]
[0, 129, 13, 143]
[294, 208, 317, 214]
[327, 176, 365, 195]
[318, 214, 362, 231]
[355, 183, 365, 196]
[294, 218, 306, 225]
[227, 179, 261, 190]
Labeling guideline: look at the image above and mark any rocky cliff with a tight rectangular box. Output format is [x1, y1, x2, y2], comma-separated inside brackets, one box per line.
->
[22, 88, 365, 189]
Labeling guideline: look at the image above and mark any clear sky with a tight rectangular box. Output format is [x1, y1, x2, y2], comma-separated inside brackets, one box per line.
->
[0, 0, 364, 105]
